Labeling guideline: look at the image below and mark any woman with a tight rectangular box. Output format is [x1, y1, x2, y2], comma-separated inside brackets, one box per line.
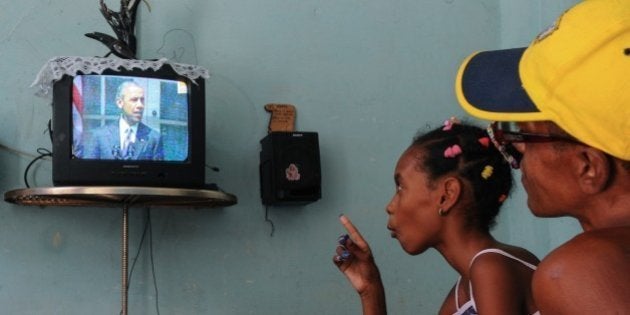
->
[333, 119, 539, 315]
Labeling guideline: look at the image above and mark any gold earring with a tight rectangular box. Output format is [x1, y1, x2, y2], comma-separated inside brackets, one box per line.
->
[438, 208, 447, 216]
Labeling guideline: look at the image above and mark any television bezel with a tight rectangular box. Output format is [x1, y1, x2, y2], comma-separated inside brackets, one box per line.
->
[51, 65, 206, 188]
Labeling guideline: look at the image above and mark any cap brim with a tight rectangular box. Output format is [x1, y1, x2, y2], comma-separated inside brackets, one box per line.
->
[455, 47, 544, 122]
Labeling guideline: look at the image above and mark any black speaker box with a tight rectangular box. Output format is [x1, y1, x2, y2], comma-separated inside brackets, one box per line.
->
[259, 132, 321, 206]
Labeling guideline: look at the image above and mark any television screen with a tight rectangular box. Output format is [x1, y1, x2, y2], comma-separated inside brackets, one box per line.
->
[73, 75, 189, 162]
[52, 65, 206, 188]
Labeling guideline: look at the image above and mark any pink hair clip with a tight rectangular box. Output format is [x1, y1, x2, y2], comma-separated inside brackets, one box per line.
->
[444, 144, 462, 158]
[442, 116, 461, 131]
[478, 137, 490, 148]
[498, 194, 508, 203]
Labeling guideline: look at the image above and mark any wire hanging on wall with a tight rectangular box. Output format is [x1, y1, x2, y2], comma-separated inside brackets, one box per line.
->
[121, 208, 161, 315]
[23, 119, 54, 188]
[265, 206, 275, 237]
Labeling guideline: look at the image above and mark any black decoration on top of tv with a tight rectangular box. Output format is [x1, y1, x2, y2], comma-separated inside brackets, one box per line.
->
[85, 0, 151, 59]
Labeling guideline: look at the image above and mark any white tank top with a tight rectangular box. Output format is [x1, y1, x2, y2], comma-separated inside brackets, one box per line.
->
[452, 248, 538, 315]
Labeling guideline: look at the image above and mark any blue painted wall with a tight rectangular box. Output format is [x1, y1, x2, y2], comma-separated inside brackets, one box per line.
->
[0, 0, 579, 314]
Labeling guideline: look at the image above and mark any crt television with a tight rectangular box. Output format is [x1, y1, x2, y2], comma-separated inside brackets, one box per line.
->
[51, 64, 206, 188]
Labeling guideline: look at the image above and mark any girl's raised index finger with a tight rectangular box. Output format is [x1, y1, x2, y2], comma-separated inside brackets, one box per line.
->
[339, 215, 368, 249]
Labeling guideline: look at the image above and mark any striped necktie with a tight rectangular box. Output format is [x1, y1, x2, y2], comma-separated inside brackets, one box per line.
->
[122, 127, 133, 157]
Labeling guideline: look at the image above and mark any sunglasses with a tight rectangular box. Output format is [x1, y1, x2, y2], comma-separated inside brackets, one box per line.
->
[486, 122, 582, 169]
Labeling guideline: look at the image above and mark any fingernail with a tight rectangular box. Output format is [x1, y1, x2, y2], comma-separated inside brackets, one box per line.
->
[338, 234, 349, 245]
[339, 215, 348, 223]
[341, 250, 351, 259]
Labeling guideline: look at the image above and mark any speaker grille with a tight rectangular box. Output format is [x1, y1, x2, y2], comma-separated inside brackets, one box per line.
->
[259, 132, 321, 205]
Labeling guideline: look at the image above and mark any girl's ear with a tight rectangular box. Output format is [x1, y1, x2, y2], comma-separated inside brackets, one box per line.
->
[437, 176, 462, 215]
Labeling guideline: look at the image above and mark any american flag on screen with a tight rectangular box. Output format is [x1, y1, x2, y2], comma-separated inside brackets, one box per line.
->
[72, 77, 84, 156]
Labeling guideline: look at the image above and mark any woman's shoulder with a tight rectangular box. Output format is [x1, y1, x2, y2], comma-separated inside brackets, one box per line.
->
[538, 227, 630, 276]
[532, 228, 630, 313]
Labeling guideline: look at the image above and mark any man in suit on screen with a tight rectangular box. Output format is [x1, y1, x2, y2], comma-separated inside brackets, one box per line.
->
[81, 81, 164, 160]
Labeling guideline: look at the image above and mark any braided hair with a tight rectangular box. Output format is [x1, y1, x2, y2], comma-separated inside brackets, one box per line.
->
[411, 120, 513, 232]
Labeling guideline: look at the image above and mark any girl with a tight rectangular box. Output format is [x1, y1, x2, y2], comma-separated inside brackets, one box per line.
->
[333, 119, 539, 315]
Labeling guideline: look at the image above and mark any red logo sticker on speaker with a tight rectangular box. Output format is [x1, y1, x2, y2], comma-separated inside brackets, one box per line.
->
[285, 163, 301, 181]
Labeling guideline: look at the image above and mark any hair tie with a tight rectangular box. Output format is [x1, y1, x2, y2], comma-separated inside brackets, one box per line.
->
[481, 165, 494, 179]
[478, 137, 490, 148]
[442, 116, 461, 131]
[444, 144, 462, 158]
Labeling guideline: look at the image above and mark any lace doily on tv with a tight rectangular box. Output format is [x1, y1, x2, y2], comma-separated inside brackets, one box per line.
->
[32, 56, 210, 97]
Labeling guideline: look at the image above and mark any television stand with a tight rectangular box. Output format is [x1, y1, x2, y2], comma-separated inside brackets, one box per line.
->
[4, 186, 237, 315]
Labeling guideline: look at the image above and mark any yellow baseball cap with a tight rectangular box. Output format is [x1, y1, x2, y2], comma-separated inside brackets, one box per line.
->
[455, 0, 630, 161]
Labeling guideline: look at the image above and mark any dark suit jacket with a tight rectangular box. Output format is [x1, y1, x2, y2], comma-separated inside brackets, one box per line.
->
[81, 121, 164, 160]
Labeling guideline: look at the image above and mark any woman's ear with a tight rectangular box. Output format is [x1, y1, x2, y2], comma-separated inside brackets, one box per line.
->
[575, 147, 612, 194]
[438, 177, 462, 215]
